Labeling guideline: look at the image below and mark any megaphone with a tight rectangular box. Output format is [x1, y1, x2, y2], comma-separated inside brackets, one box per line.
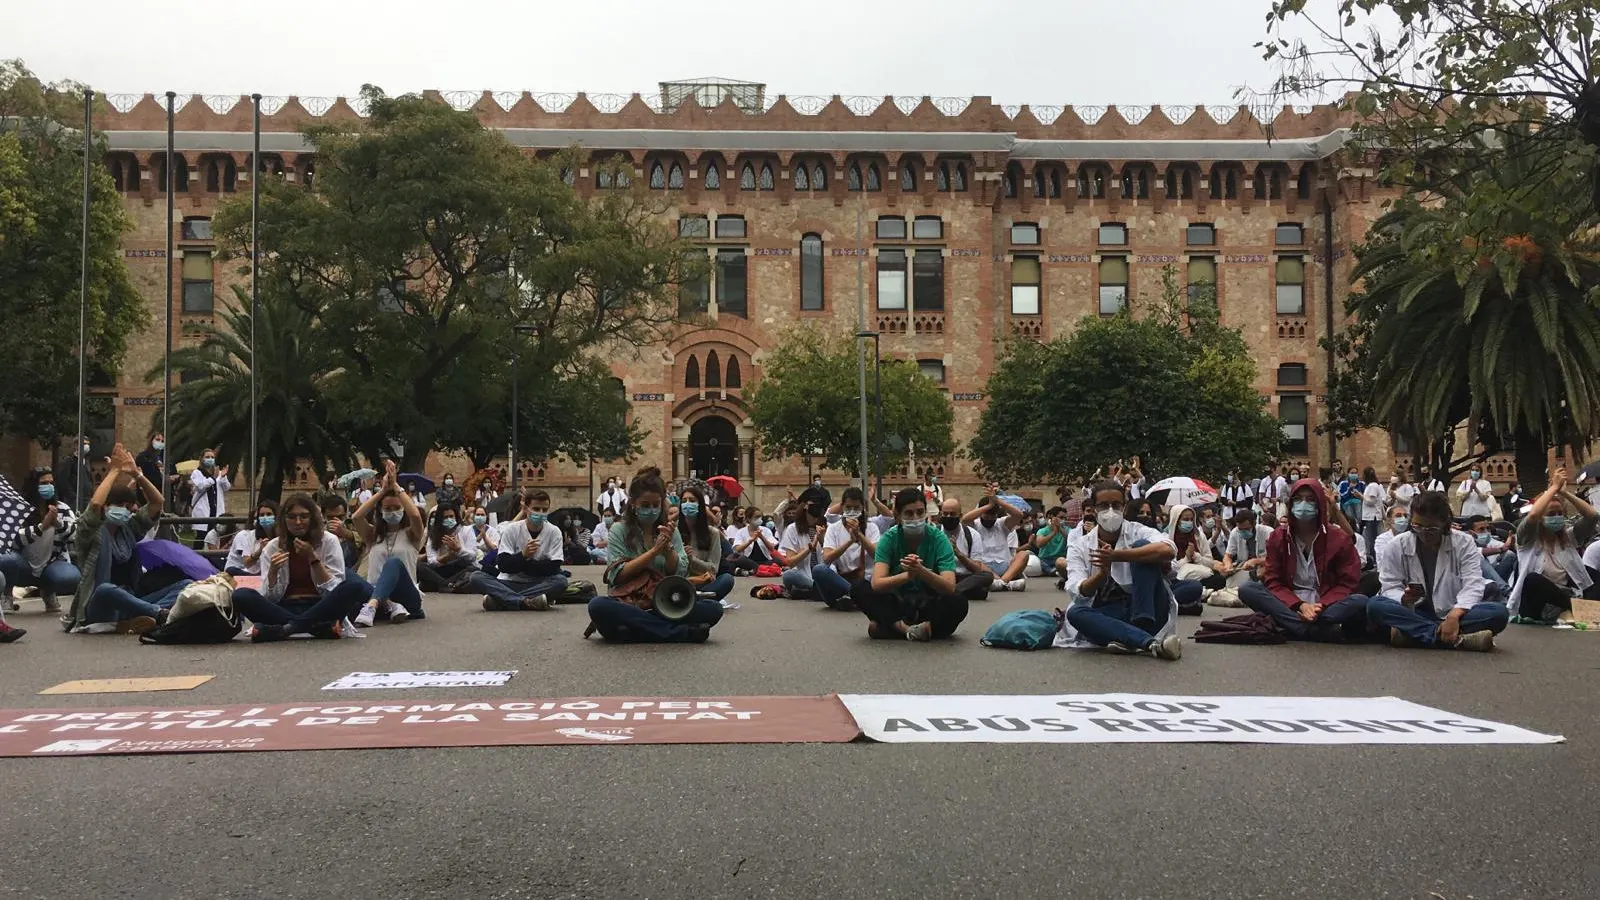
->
[652, 576, 699, 621]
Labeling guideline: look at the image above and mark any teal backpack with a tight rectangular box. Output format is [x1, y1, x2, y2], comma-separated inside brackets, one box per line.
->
[980, 609, 1060, 650]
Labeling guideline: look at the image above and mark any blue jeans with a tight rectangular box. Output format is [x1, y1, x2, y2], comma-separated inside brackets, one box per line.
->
[1238, 580, 1370, 642]
[782, 564, 816, 596]
[231, 579, 372, 633]
[468, 571, 569, 609]
[586, 595, 723, 642]
[370, 557, 426, 619]
[1367, 597, 1509, 646]
[0, 553, 81, 599]
[811, 564, 858, 609]
[699, 572, 735, 601]
[1171, 579, 1205, 609]
[1038, 554, 1066, 576]
[588, 548, 609, 564]
[84, 580, 190, 625]
[1480, 556, 1511, 591]
[1065, 545, 1170, 648]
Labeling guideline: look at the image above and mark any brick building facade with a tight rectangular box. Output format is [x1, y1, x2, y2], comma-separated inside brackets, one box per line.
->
[10, 83, 1521, 508]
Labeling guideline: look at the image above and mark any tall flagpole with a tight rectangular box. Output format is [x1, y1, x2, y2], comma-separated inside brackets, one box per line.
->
[249, 93, 261, 511]
[162, 91, 175, 510]
[76, 90, 92, 510]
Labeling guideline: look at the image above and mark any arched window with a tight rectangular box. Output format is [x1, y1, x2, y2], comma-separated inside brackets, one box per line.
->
[800, 233, 824, 310]
[936, 163, 950, 191]
[812, 163, 826, 189]
[616, 167, 631, 188]
[759, 163, 775, 190]
[704, 162, 721, 189]
[1003, 165, 1018, 198]
[203, 156, 236, 193]
[740, 163, 757, 190]
[597, 168, 614, 189]
[560, 166, 575, 186]
[1121, 166, 1150, 200]
[649, 162, 666, 189]
[705, 350, 722, 387]
[901, 162, 916, 192]
[1033, 166, 1046, 198]
[1078, 165, 1107, 199]
[794, 165, 810, 191]
[848, 164, 862, 191]
[1049, 169, 1062, 198]
[726, 356, 742, 388]
[685, 356, 700, 389]
[1297, 163, 1315, 199]
[668, 163, 684, 189]
[300, 157, 317, 190]
[953, 162, 967, 192]
[156, 153, 189, 193]
[1225, 169, 1238, 199]
[866, 163, 881, 192]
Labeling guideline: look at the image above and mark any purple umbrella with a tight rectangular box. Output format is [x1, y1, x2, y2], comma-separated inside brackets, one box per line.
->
[137, 539, 220, 580]
[400, 473, 436, 495]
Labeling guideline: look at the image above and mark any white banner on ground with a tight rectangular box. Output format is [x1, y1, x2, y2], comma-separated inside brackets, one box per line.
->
[322, 671, 517, 690]
[837, 694, 1563, 745]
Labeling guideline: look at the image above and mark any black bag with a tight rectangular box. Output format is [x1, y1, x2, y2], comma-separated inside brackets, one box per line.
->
[556, 580, 598, 604]
[140, 606, 242, 645]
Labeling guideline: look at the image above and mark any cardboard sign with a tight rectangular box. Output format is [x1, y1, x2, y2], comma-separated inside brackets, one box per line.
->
[839, 694, 1563, 745]
[40, 676, 213, 695]
[322, 672, 517, 690]
[0, 696, 859, 757]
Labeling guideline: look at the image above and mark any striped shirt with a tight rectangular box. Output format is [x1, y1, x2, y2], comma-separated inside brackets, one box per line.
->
[12, 501, 78, 572]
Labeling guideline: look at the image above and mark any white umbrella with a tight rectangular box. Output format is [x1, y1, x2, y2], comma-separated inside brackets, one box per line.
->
[1147, 476, 1218, 508]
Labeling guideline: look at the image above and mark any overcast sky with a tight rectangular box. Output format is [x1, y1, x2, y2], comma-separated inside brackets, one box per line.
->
[12, 0, 1320, 109]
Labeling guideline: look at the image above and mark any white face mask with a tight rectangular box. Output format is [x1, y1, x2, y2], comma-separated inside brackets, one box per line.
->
[900, 517, 927, 535]
[1096, 508, 1125, 532]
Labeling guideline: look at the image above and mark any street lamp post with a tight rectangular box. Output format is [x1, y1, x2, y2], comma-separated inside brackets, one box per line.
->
[509, 324, 538, 491]
[855, 330, 884, 499]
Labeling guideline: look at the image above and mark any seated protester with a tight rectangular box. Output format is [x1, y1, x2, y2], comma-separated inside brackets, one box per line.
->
[469, 489, 568, 611]
[224, 501, 278, 576]
[677, 486, 734, 602]
[1238, 478, 1369, 643]
[1368, 491, 1507, 651]
[62, 444, 182, 635]
[350, 462, 425, 625]
[730, 506, 779, 566]
[469, 506, 500, 574]
[718, 508, 760, 575]
[590, 511, 614, 565]
[1030, 507, 1072, 579]
[587, 467, 722, 643]
[320, 496, 363, 572]
[1198, 506, 1225, 549]
[963, 487, 1029, 591]
[1166, 506, 1224, 614]
[1464, 515, 1514, 592]
[776, 489, 830, 598]
[867, 495, 898, 539]
[850, 488, 965, 641]
[1337, 469, 1364, 530]
[1219, 507, 1273, 589]
[1062, 481, 1182, 659]
[0, 467, 80, 614]
[402, 479, 427, 509]
[1508, 467, 1600, 623]
[1584, 534, 1600, 589]
[564, 520, 593, 566]
[1126, 498, 1161, 530]
[1356, 505, 1411, 598]
[813, 487, 880, 610]
[938, 498, 994, 602]
[417, 501, 478, 593]
[233, 493, 372, 641]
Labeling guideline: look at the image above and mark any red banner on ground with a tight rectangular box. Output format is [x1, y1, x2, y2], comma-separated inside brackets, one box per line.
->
[0, 696, 859, 757]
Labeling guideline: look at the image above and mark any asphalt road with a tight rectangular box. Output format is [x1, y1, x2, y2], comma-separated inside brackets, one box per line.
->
[2, 569, 1596, 900]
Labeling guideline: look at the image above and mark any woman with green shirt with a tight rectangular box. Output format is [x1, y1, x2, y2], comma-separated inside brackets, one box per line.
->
[587, 467, 724, 643]
[850, 487, 965, 641]
[1032, 506, 1071, 577]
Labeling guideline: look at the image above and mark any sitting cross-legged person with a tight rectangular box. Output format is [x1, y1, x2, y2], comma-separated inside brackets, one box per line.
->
[677, 486, 735, 603]
[849, 488, 966, 642]
[586, 467, 723, 643]
[811, 487, 879, 610]
[0, 467, 81, 614]
[224, 500, 277, 577]
[1165, 505, 1226, 614]
[962, 485, 1030, 592]
[1063, 480, 1183, 660]
[1238, 478, 1370, 643]
[232, 492, 372, 642]
[1367, 491, 1507, 652]
[469, 489, 568, 611]
[938, 498, 995, 602]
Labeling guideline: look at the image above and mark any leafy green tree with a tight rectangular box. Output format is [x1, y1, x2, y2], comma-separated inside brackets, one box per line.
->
[0, 59, 145, 448]
[155, 286, 353, 501]
[446, 353, 641, 471]
[971, 270, 1282, 486]
[749, 327, 955, 479]
[212, 86, 693, 471]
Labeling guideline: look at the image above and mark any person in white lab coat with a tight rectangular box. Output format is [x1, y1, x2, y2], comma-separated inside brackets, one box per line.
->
[1457, 468, 1495, 519]
[188, 450, 231, 543]
[1367, 491, 1505, 650]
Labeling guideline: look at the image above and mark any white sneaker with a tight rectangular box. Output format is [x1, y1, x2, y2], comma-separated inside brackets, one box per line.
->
[991, 580, 1008, 592]
[354, 604, 377, 628]
[1008, 579, 1028, 592]
[386, 602, 410, 623]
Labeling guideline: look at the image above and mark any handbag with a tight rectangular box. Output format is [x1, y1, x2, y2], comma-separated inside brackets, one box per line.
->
[608, 565, 665, 610]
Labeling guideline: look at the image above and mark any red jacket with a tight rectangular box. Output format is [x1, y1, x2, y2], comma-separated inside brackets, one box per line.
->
[1262, 478, 1362, 609]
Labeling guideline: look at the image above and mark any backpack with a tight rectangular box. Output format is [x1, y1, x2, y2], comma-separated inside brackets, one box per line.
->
[140, 575, 242, 645]
[980, 609, 1061, 650]
[556, 580, 598, 604]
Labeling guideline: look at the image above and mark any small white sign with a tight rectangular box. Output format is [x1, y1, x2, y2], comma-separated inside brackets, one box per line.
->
[322, 671, 517, 691]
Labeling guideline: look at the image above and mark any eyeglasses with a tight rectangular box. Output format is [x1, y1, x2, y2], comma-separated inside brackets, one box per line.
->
[284, 512, 313, 521]
[1410, 525, 1444, 536]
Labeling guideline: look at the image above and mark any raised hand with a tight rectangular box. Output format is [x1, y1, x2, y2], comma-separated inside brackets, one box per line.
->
[270, 551, 291, 570]
[109, 443, 136, 474]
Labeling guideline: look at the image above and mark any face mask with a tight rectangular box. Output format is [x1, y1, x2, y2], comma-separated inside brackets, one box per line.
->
[980, 516, 997, 529]
[202, 458, 216, 469]
[382, 510, 405, 526]
[1291, 500, 1319, 521]
[602, 515, 613, 527]
[106, 506, 133, 525]
[82, 443, 91, 454]
[635, 506, 661, 523]
[680, 502, 700, 519]
[152, 440, 165, 451]
[1469, 471, 1480, 480]
[1474, 532, 1492, 547]
[607, 481, 616, 489]
[257, 515, 276, 530]
[843, 509, 862, 520]
[441, 517, 457, 530]
[1203, 517, 1215, 529]
[940, 514, 960, 530]
[37, 484, 56, 501]
[931, 477, 939, 485]
[444, 479, 454, 487]
[473, 515, 487, 526]
[1544, 516, 1566, 533]
[1178, 520, 1195, 533]
[527, 512, 548, 527]
[1347, 475, 1357, 482]
[1392, 517, 1409, 533]
[900, 517, 927, 535]
[812, 480, 822, 488]
[1097, 508, 1124, 531]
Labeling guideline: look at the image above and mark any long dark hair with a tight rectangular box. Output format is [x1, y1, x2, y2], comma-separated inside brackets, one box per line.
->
[428, 502, 462, 551]
[676, 485, 713, 551]
[622, 466, 667, 550]
[253, 499, 280, 539]
[369, 491, 409, 540]
[21, 467, 54, 527]
[276, 493, 325, 549]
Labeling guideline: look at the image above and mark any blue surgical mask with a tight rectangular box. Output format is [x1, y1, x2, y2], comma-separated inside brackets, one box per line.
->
[1544, 516, 1566, 533]
[1291, 500, 1319, 521]
[382, 510, 405, 526]
[151, 440, 164, 451]
[202, 457, 216, 469]
[257, 515, 276, 530]
[1392, 517, 1409, 533]
[635, 506, 662, 523]
[601, 515, 613, 527]
[1474, 532, 1492, 547]
[473, 515, 487, 526]
[37, 484, 56, 501]
[1178, 520, 1195, 533]
[528, 512, 548, 527]
[105, 506, 133, 525]
[900, 517, 927, 535]
[680, 502, 700, 519]
[441, 517, 457, 530]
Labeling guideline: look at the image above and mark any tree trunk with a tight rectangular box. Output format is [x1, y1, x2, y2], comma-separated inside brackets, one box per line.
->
[1513, 423, 1549, 495]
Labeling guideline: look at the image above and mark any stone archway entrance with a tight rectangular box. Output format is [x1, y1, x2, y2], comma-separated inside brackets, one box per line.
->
[689, 415, 738, 479]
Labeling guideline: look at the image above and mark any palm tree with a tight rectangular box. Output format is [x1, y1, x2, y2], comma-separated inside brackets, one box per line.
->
[1348, 138, 1600, 492]
[148, 286, 353, 501]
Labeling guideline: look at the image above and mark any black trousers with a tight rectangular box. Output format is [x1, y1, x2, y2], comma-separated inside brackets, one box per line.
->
[955, 571, 994, 602]
[851, 582, 969, 639]
[1519, 573, 1575, 622]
